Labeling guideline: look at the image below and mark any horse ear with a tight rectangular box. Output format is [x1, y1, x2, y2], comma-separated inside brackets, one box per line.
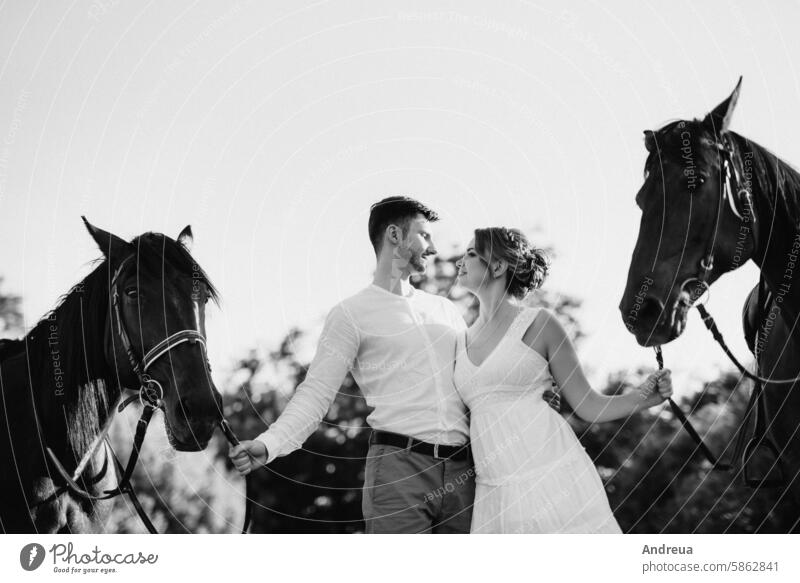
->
[81, 216, 131, 262]
[643, 130, 656, 153]
[703, 76, 742, 136]
[177, 225, 193, 251]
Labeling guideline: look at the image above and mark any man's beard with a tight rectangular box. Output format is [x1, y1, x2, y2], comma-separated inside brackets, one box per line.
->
[409, 252, 429, 273]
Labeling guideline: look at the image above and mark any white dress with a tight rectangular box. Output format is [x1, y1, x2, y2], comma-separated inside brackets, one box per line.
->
[454, 307, 622, 534]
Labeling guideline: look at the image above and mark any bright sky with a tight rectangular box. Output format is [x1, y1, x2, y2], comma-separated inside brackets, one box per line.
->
[1, 0, 798, 395]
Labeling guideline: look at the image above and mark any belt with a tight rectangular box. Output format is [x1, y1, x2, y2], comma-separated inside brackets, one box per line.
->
[370, 430, 471, 461]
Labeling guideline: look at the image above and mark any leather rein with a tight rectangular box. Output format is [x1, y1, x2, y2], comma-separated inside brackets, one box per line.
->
[29, 255, 252, 533]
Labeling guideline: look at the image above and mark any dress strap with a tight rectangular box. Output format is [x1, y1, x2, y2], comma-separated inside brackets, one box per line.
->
[512, 307, 542, 341]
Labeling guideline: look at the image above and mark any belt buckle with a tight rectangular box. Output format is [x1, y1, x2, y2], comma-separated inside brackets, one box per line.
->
[433, 443, 442, 459]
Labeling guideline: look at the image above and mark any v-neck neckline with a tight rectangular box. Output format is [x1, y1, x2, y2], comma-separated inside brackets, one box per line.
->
[464, 307, 526, 369]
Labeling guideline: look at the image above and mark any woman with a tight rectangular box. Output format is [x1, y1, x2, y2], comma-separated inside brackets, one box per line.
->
[454, 227, 672, 534]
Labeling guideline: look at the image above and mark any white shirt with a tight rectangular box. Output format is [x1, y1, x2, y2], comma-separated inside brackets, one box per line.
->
[256, 284, 469, 463]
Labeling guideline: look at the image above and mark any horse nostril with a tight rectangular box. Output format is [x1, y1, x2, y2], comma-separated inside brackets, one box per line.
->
[638, 296, 665, 323]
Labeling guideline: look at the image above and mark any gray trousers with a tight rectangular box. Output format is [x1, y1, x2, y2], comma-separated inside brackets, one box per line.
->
[362, 442, 475, 533]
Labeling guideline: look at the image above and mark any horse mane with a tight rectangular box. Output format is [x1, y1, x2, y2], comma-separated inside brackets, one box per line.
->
[728, 131, 800, 229]
[131, 232, 220, 303]
[647, 119, 800, 229]
[22, 259, 116, 463]
[20, 231, 219, 465]
[0, 338, 24, 361]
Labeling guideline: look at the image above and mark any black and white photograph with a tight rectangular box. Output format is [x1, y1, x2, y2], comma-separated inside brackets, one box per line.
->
[1, 0, 799, 580]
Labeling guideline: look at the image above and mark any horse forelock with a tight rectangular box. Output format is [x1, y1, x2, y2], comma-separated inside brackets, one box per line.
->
[131, 232, 220, 304]
[646, 119, 721, 172]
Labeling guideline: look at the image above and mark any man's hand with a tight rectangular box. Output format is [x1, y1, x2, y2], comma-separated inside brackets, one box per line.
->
[543, 382, 561, 412]
[229, 440, 268, 476]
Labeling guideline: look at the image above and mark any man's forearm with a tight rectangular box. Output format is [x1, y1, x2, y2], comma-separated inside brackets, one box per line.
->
[255, 380, 335, 463]
[254, 302, 358, 463]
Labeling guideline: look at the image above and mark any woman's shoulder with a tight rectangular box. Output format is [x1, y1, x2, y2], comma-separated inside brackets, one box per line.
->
[523, 305, 554, 327]
[520, 307, 561, 354]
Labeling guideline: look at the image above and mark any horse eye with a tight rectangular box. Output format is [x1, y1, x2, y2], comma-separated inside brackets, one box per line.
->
[125, 287, 139, 299]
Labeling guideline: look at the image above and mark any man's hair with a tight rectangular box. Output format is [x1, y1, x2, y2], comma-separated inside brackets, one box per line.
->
[367, 196, 439, 253]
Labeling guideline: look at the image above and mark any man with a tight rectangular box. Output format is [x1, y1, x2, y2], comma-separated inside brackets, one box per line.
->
[230, 196, 558, 533]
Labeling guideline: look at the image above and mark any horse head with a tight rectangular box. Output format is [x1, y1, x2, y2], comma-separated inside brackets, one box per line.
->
[83, 218, 222, 452]
[618, 78, 759, 346]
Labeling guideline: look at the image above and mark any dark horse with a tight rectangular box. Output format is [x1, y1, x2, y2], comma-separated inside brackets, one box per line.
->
[619, 78, 800, 507]
[0, 218, 222, 532]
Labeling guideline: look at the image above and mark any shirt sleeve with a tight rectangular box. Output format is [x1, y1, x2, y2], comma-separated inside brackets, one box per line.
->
[255, 302, 360, 463]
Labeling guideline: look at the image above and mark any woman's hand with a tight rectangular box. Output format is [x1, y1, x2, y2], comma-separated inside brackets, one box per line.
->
[638, 369, 673, 408]
[229, 440, 268, 476]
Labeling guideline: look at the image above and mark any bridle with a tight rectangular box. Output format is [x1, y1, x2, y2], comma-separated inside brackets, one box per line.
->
[655, 133, 794, 489]
[675, 134, 758, 311]
[30, 254, 253, 533]
[671, 134, 800, 384]
[109, 254, 207, 409]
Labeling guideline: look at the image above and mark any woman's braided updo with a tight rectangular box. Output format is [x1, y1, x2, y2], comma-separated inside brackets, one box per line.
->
[473, 227, 549, 299]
